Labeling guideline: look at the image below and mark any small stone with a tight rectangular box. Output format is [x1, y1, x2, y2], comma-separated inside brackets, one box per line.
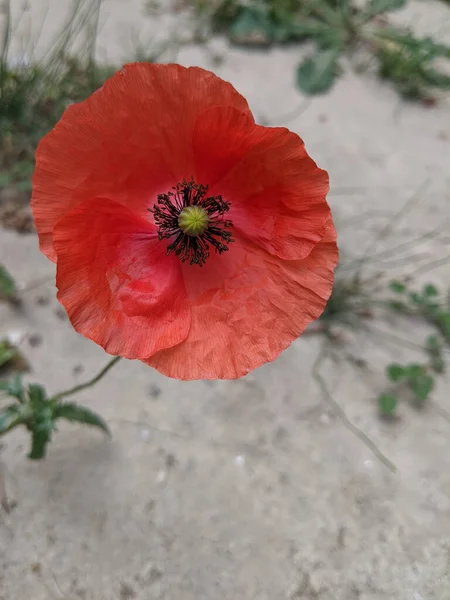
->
[165, 453, 177, 468]
[210, 53, 224, 67]
[36, 295, 50, 306]
[148, 384, 161, 399]
[422, 97, 436, 108]
[148, 566, 163, 583]
[139, 562, 163, 584]
[119, 582, 136, 599]
[278, 472, 289, 486]
[31, 562, 41, 574]
[28, 333, 43, 348]
[273, 426, 287, 442]
[6, 330, 24, 345]
[1, 497, 17, 513]
[73, 364, 84, 376]
[235, 455, 245, 467]
[140, 429, 152, 442]
[319, 413, 331, 425]
[54, 306, 67, 321]
[156, 470, 167, 483]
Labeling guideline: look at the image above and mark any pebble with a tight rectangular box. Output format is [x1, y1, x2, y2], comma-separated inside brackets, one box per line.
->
[235, 455, 245, 467]
[140, 429, 152, 442]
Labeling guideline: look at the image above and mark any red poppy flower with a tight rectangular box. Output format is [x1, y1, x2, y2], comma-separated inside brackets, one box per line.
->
[31, 63, 338, 380]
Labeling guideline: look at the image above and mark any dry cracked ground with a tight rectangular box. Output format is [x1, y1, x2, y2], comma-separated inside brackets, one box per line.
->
[1, 1, 450, 599]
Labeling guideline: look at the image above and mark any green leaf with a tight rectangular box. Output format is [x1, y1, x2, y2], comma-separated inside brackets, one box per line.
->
[425, 302, 440, 318]
[423, 284, 438, 297]
[16, 179, 32, 193]
[367, 0, 406, 15]
[0, 405, 23, 434]
[7, 372, 25, 402]
[406, 363, 426, 379]
[437, 312, 450, 341]
[296, 47, 341, 95]
[376, 29, 450, 100]
[378, 393, 397, 416]
[408, 292, 424, 306]
[0, 173, 13, 188]
[389, 280, 406, 294]
[229, 6, 272, 45]
[0, 265, 17, 299]
[425, 334, 441, 356]
[28, 384, 47, 407]
[53, 403, 110, 436]
[364, 0, 406, 18]
[388, 300, 407, 312]
[288, 18, 333, 43]
[409, 373, 434, 401]
[0, 342, 17, 369]
[386, 363, 407, 382]
[431, 357, 445, 374]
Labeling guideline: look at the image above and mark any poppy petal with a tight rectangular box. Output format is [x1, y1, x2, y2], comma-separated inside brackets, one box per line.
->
[53, 198, 190, 359]
[193, 106, 330, 261]
[32, 63, 252, 262]
[145, 220, 338, 380]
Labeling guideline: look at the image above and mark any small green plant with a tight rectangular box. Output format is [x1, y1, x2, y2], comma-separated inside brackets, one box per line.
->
[378, 362, 434, 416]
[318, 268, 378, 332]
[0, 340, 22, 370]
[0, 0, 116, 204]
[388, 280, 450, 341]
[0, 262, 113, 460]
[0, 364, 115, 460]
[0, 59, 115, 193]
[377, 280, 450, 417]
[192, 0, 450, 101]
[0, 263, 18, 303]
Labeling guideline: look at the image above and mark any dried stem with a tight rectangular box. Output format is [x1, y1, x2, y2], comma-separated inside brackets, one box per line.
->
[312, 345, 397, 473]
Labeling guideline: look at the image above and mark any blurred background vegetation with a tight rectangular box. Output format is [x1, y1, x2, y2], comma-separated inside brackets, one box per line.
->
[188, 0, 450, 98]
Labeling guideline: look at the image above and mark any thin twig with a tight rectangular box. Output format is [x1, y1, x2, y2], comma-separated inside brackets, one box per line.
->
[337, 209, 394, 228]
[328, 187, 368, 197]
[364, 323, 450, 355]
[431, 401, 450, 423]
[86, 0, 102, 65]
[0, 0, 12, 88]
[51, 356, 121, 402]
[268, 99, 313, 126]
[312, 345, 397, 472]
[19, 274, 55, 295]
[408, 254, 450, 277]
[0, 462, 10, 512]
[354, 180, 430, 278]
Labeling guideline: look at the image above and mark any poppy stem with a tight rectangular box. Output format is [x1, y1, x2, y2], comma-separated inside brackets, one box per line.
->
[51, 356, 121, 403]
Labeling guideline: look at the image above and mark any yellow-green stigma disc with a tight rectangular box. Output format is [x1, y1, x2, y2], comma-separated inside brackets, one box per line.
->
[178, 206, 209, 237]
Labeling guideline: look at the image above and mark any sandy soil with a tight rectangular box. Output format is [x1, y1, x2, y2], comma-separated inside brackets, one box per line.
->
[1, 1, 450, 599]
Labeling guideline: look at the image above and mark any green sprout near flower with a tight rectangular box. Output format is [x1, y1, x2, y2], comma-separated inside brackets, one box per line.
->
[0, 361, 116, 460]
[378, 280, 450, 417]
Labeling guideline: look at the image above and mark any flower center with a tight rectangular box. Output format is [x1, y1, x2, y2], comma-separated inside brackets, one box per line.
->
[150, 179, 234, 266]
[178, 205, 209, 237]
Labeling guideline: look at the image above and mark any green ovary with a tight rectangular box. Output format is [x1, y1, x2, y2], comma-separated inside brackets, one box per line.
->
[178, 206, 209, 237]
